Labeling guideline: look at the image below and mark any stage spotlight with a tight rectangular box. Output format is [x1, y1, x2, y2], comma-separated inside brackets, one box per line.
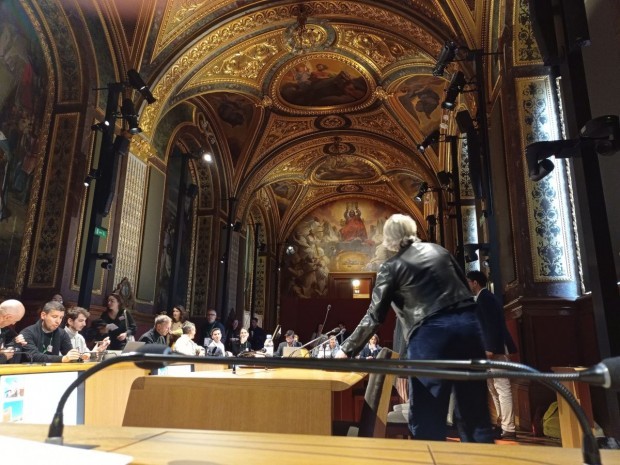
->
[417, 129, 441, 153]
[285, 245, 297, 256]
[127, 69, 156, 104]
[437, 170, 453, 188]
[525, 139, 580, 181]
[580, 115, 620, 156]
[232, 221, 242, 232]
[441, 71, 466, 110]
[432, 41, 458, 76]
[91, 121, 110, 132]
[463, 243, 490, 263]
[120, 98, 142, 134]
[414, 182, 429, 202]
[202, 151, 212, 162]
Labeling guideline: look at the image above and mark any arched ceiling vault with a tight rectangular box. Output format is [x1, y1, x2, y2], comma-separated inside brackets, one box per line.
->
[83, 0, 486, 239]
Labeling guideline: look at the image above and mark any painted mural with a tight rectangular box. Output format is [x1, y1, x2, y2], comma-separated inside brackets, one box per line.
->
[395, 75, 445, 136]
[206, 92, 255, 167]
[314, 155, 377, 182]
[281, 199, 397, 298]
[280, 58, 368, 107]
[0, 2, 48, 291]
[270, 180, 298, 219]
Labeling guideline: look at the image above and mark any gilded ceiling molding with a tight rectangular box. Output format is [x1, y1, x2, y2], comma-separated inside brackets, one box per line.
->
[34, 0, 82, 103]
[350, 109, 414, 149]
[515, 75, 572, 282]
[154, 0, 227, 58]
[140, 1, 446, 135]
[182, 33, 284, 92]
[254, 117, 317, 163]
[512, 0, 543, 66]
[130, 135, 159, 162]
[335, 25, 419, 72]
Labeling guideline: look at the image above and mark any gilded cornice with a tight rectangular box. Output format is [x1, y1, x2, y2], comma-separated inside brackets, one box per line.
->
[130, 134, 159, 162]
[140, 1, 446, 136]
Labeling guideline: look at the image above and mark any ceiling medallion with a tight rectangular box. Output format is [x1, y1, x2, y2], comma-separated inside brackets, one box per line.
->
[337, 184, 363, 193]
[323, 136, 354, 155]
[284, 4, 329, 55]
[316, 114, 351, 129]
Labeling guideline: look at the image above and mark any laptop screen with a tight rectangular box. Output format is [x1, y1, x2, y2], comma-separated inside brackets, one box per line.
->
[121, 341, 146, 353]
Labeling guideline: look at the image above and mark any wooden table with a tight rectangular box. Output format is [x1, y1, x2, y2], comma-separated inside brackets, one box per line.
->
[0, 362, 148, 426]
[1, 424, 619, 465]
[123, 367, 364, 435]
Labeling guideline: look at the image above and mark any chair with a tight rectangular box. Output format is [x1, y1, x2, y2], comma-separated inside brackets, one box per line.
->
[332, 347, 398, 437]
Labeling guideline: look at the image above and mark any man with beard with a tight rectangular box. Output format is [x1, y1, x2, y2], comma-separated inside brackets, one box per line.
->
[21, 300, 79, 363]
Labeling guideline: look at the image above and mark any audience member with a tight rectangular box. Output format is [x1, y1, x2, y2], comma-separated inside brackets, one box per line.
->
[21, 301, 80, 363]
[0, 299, 26, 363]
[225, 319, 240, 352]
[101, 293, 137, 350]
[337, 213, 494, 443]
[206, 328, 230, 356]
[336, 321, 350, 345]
[200, 309, 226, 347]
[169, 305, 188, 347]
[249, 317, 266, 350]
[50, 294, 64, 304]
[65, 307, 109, 360]
[275, 329, 301, 357]
[139, 314, 172, 345]
[358, 334, 381, 359]
[467, 270, 518, 439]
[174, 322, 205, 356]
[230, 327, 252, 355]
[313, 335, 341, 358]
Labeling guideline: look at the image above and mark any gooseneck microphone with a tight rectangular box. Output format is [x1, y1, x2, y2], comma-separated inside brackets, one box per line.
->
[47, 345, 617, 464]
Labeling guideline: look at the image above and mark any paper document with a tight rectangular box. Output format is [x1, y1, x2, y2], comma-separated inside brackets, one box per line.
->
[0, 435, 132, 464]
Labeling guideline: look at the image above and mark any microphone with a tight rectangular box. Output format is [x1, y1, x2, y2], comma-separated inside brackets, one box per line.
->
[320, 304, 331, 333]
[578, 357, 620, 390]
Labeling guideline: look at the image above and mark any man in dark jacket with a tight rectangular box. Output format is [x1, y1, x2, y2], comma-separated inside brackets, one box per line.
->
[139, 314, 172, 345]
[21, 300, 79, 363]
[467, 270, 518, 439]
[339, 213, 493, 443]
[275, 329, 301, 357]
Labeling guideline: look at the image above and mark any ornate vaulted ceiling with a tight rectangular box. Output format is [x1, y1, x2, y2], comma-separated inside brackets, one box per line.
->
[69, 0, 489, 241]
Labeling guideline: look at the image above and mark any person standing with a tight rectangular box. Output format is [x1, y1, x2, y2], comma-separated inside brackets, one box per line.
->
[200, 309, 226, 347]
[249, 317, 266, 350]
[466, 270, 518, 439]
[338, 213, 494, 443]
[21, 300, 80, 363]
[101, 293, 137, 350]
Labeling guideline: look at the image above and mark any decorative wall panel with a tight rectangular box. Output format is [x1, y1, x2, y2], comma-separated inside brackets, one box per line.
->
[515, 76, 572, 282]
[30, 113, 78, 287]
[512, 0, 543, 66]
[114, 154, 147, 288]
[192, 216, 212, 316]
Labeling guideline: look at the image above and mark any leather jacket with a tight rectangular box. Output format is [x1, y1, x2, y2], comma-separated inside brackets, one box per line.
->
[341, 241, 475, 356]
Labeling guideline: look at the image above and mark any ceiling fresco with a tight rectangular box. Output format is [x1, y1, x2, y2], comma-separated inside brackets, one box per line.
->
[49, 0, 486, 242]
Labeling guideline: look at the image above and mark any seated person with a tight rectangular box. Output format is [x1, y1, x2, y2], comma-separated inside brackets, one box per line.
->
[358, 334, 381, 359]
[275, 329, 301, 357]
[139, 314, 172, 345]
[64, 307, 109, 360]
[174, 322, 205, 356]
[230, 327, 252, 355]
[0, 299, 26, 364]
[313, 335, 342, 358]
[206, 328, 231, 356]
[21, 300, 80, 363]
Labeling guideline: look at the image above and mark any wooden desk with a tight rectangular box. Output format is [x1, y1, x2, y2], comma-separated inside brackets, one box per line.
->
[1, 424, 619, 465]
[0, 362, 148, 427]
[123, 367, 364, 435]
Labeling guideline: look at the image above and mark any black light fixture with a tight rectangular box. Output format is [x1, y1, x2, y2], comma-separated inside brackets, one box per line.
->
[83, 169, 99, 187]
[437, 170, 453, 188]
[232, 221, 242, 232]
[94, 252, 114, 270]
[285, 245, 297, 256]
[127, 69, 156, 104]
[90, 120, 110, 132]
[432, 40, 459, 76]
[463, 243, 490, 263]
[414, 181, 429, 202]
[525, 115, 620, 182]
[120, 98, 142, 134]
[441, 71, 466, 110]
[417, 129, 441, 153]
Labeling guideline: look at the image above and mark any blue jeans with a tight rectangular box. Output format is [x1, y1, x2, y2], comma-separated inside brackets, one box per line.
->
[407, 308, 494, 443]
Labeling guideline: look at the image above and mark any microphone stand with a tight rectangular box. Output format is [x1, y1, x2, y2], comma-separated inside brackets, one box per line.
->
[288, 328, 339, 358]
[46, 345, 609, 463]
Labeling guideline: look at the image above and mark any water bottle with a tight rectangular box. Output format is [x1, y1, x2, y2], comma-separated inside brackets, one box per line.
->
[263, 334, 274, 356]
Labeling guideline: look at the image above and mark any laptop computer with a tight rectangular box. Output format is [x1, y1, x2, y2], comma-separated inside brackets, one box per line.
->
[282, 346, 308, 358]
[121, 340, 146, 354]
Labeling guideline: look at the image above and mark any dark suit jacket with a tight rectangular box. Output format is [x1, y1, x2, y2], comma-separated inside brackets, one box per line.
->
[475, 288, 517, 355]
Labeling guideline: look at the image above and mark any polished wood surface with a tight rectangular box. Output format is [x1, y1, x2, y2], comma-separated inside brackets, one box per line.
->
[123, 367, 365, 435]
[1, 424, 618, 465]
